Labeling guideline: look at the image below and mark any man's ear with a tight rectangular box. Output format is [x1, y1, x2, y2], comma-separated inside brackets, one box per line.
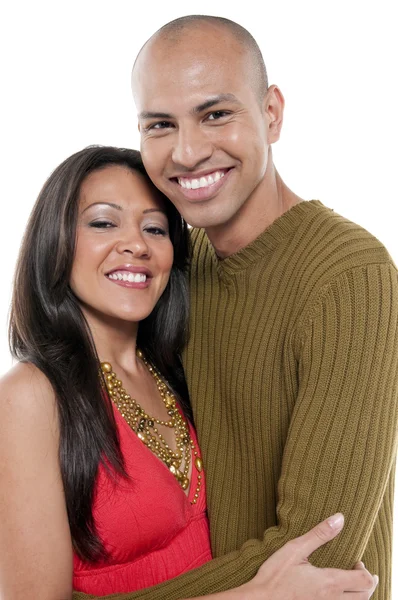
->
[263, 85, 285, 144]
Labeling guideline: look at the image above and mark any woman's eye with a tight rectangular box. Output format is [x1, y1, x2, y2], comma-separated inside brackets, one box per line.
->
[89, 220, 115, 229]
[144, 226, 168, 236]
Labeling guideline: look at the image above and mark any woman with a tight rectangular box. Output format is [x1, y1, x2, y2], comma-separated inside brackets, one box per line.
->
[0, 146, 376, 600]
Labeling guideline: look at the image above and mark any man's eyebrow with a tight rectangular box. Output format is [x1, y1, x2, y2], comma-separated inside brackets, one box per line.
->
[81, 201, 122, 214]
[138, 94, 240, 121]
[138, 111, 173, 120]
[193, 94, 240, 114]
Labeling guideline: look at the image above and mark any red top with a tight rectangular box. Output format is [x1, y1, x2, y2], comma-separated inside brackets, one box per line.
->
[73, 405, 212, 595]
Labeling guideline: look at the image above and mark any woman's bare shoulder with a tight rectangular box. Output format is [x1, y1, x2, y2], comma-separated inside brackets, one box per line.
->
[0, 361, 57, 429]
[0, 363, 72, 599]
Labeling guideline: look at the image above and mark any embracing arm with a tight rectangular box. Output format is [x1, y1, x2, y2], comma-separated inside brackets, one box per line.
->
[73, 515, 376, 600]
[73, 263, 395, 598]
[0, 363, 73, 600]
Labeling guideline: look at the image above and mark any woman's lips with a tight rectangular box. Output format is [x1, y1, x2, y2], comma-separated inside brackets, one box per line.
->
[105, 267, 152, 289]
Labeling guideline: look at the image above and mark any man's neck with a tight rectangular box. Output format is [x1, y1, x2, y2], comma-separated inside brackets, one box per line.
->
[206, 166, 303, 259]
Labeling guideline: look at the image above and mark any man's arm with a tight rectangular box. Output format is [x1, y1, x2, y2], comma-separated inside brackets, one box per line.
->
[72, 516, 378, 600]
[73, 262, 398, 600]
[274, 262, 398, 572]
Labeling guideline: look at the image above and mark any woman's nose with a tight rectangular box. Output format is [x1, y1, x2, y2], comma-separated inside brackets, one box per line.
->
[115, 231, 150, 258]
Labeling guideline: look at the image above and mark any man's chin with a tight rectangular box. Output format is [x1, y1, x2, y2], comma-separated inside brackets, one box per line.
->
[185, 214, 231, 231]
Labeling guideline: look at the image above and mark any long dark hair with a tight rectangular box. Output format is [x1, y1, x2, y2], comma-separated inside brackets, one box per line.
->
[9, 146, 191, 561]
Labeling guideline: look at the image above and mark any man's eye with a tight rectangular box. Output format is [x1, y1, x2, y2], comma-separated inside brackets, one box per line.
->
[147, 121, 173, 131]
[89, 220, 115, 228]
[207, 111, 230, 121]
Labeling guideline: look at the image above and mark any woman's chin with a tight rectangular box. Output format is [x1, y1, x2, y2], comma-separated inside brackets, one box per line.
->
[78, 303, 154, 329]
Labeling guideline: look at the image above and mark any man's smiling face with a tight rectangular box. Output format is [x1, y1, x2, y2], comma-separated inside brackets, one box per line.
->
[132, 23, 275, 232]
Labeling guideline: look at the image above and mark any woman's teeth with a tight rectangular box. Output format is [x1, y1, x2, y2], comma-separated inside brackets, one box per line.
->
[178, 170, 225, 190]
[108, 272, 147, 282]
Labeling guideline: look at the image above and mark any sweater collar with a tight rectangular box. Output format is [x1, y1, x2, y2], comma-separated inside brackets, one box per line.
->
[203, 200, 325, 277]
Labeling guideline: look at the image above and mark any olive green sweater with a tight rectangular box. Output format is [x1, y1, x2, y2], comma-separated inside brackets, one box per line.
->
[74, 200, 398, 600]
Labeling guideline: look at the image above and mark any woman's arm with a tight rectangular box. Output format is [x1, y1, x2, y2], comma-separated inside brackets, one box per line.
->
[0, 363, 73, 600]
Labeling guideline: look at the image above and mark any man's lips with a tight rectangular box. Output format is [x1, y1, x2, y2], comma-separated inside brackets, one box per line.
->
[172, 168, 230, 189]
[170, 168, 233, 201]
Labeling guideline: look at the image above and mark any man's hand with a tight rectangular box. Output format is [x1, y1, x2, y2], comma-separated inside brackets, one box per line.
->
[241, 514, 378, 599]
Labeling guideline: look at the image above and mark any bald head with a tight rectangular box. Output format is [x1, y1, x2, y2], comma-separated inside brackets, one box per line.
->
[131, 15, 285, 233]
[133, 15, 268, 101]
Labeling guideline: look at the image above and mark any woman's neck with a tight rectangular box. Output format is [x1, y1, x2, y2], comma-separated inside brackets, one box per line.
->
[81, 306, 141, 375]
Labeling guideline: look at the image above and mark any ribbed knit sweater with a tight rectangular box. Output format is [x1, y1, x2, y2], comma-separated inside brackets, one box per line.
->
[74, 200, 398, 600]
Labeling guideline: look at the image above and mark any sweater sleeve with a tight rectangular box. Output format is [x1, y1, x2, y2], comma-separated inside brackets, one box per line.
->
[73, 262, 398, 600]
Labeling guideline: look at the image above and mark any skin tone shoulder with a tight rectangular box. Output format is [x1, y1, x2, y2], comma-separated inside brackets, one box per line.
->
[0, 362, 73, 598]
[132, 20, 303, 258]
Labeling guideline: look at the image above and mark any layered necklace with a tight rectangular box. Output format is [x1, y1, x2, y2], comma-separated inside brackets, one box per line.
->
[100, 350, 203, 504]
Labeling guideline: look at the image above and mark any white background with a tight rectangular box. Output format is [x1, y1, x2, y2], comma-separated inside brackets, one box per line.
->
[1, 0, 397, 595]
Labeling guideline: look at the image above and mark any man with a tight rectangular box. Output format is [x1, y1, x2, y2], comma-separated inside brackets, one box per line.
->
[75, 14, 396, 600]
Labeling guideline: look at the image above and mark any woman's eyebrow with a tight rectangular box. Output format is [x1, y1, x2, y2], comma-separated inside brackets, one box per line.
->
[81, 204, 167, 216]
[81, 201, 123, 214]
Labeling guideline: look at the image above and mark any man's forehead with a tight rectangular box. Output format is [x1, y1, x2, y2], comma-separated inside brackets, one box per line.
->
[133, 49, 249, 107]
[137, 55, 236, 84]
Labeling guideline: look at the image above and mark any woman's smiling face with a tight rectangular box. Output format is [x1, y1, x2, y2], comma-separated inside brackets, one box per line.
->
[70, 164, 173, 326]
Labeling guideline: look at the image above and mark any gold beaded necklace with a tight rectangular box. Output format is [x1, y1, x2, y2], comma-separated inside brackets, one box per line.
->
[100, 350, 203, 504]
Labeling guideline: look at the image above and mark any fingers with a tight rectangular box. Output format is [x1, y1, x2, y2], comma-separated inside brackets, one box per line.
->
[327, 566, 377, 593]
[353, 562, 379, 597]
[343, 578, 378, 600]
[285, 513, 345, 559]
[342, 593, 376, 600]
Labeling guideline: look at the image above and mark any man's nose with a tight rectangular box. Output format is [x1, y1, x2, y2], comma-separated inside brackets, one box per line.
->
[171, 124, 213, 169]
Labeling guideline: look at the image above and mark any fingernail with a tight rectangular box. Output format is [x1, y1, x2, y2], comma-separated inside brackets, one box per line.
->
[374, 575, 379, 585]
[327, 513, 344, 529]
[358, 561, 365, 568]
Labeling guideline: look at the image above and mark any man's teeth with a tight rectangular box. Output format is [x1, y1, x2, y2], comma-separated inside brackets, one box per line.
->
[178, 170, 225, 190]
[108, 272, 147, 282]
